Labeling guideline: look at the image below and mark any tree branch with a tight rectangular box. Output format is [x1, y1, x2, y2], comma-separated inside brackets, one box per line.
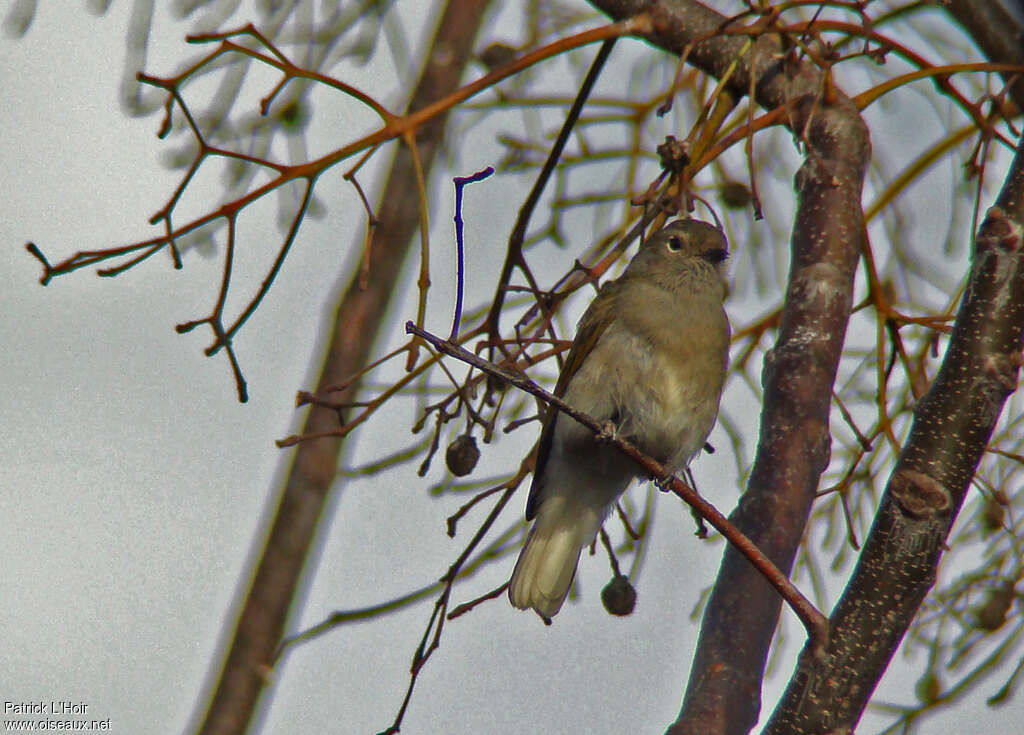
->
[406, 322, 829, 647]
[189, 2, 493, 733]
[587, 3, 871, 733]
[763, 133, 1024, 735]
[944, 0, 1024, 113]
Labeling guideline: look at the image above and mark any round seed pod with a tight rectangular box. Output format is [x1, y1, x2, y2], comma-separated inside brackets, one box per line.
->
[601, 574, 637, 616]
[446, 434, 480, 477]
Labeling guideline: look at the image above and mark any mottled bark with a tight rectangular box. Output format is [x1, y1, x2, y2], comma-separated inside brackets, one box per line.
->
[191, 2, 492, 733]
[763, 137, 1024, 734]
[586, 3, 870, 734]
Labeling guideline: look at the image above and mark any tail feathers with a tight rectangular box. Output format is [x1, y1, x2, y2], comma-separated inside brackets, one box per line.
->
[508, 523, 583, 619]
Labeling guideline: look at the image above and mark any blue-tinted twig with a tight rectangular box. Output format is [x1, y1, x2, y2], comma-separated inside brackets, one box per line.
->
[450, 166, 494, 340]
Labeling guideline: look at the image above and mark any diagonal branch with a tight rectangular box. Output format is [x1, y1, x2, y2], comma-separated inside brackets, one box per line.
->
[763, 133, 1024, 735]
[188, 2, 493, 734]
[407, 321, 829, 648]
[587, 2, 871, 733]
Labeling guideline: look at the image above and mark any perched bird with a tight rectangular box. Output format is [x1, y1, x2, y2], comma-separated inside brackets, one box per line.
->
[508, 219, 731, 619]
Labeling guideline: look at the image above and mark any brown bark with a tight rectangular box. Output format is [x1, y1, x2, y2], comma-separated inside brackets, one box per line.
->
[190, 2, 492, 733]
[586, 2, 870, 734]
[944, 0, 1024, 112]
[763, 136, 1024, 734]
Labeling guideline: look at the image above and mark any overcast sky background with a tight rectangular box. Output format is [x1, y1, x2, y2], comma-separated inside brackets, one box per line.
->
[2, 2, 1022, 734]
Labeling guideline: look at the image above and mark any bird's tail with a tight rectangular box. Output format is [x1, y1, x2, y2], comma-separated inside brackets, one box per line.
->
[508, 518, 584, 619]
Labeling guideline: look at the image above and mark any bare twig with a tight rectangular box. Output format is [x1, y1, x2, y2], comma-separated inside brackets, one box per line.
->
[406, 321, 830, 649]
[484, 37, 621, 346]
[190, 3, 495, 733]
[451, 166, 495, 340]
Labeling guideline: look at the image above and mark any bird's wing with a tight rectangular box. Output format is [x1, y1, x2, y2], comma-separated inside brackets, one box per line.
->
[525, 281, 620, 520]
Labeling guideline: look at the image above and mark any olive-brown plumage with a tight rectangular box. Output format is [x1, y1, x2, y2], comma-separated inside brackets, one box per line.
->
[508, 219, 731, 619]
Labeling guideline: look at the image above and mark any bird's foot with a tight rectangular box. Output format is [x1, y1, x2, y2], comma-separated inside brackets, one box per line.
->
[597, 420, 618, 442]
[653, 475, 674, 492]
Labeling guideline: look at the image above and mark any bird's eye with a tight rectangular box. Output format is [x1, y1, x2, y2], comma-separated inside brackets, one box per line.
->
[667, 235, 684, 251]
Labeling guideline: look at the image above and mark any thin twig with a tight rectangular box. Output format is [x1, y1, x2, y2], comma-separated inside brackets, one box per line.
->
[451, 166, 495, 340]
[484, 37, 620, 344]
[406, 321, 830, 651]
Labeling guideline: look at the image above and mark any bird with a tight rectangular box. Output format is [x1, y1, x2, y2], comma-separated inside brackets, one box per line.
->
[507, 218, 731, 619]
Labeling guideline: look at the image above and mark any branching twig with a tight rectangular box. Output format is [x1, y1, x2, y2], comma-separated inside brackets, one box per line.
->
[190, 2, 496, 733]
[406, 321, 830, 650]
[484, 37, 620, 347]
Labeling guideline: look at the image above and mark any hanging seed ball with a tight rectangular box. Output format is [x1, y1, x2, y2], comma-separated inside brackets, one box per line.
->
[915, 670, 941, 704]
[975, 583, 1016, 631]
[278, 98, 309, 132]
[479, 42, 517, 71]
[486, 372, 508, 398]
[601, 574, 637, 616]
[981, 494, 1006, 534]
[720, 181, 752, 209]
[446, 434, 480, 477]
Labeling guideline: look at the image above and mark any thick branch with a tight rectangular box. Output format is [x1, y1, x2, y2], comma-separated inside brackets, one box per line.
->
[190, 2, 492, 734]
[944, 0, 1024, 112]
[591, 0, 822, 107]
[587, 3, 871, 734]
[763, 136, 1024, 735]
